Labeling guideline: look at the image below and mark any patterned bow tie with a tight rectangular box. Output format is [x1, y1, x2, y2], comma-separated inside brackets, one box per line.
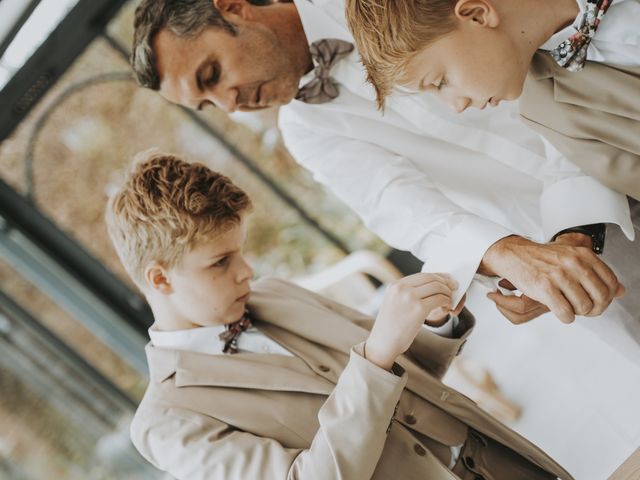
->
[550, 0, 612, 72]
[219, 310, 253, 354]
[296, 38, 354, 104]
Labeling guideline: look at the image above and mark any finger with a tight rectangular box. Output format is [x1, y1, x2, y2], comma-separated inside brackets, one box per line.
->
[615, 282, 626, 298]
[592, 260, 620, 299]
[578, 268, 614, 316]
[558, 274, 597, 316]
[413, 280, 453, 300]
[451, 294, 466, 317]
[401, 272, 458, 291]
[538, 284, 576, 324]
[487, 292, 542, 314]
[495, 303, 550, 325]
[424, 294, 454, 321]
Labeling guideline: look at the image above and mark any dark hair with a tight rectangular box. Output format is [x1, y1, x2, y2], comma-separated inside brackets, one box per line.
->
[131, 0, 236, 90]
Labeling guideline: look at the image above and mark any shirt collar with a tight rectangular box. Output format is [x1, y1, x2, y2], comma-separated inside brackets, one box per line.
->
[149, 325, 229, 355]
[293, 0, 353, 45]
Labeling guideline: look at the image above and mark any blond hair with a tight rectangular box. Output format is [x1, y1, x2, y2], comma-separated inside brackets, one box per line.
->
[345, 0, 458, 109]
[105, 151, 252, 287]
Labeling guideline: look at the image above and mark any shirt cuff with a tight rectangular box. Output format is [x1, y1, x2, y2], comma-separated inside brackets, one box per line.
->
[541, 176, 635, 242]
[420, 217, 514, 306]
[422, 315, 458, 338]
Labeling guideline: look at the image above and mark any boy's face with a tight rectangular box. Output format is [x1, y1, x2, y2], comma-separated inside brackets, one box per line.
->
[402, 22, 529, 113]
[159, 219, 254, 328]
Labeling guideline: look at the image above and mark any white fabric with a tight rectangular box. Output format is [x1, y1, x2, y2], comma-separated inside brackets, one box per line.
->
[149, 319, 455, 356]
[149, 324, 294, 357]
[540, 0, 640, 67]
[280, 0, 634, 306]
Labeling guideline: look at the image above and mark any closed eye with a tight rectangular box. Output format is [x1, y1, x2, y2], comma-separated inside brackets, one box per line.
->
[434, 76, 447, 91]
[211, 256, 230, 268]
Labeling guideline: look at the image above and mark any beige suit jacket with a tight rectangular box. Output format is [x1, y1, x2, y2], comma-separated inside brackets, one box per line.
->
[520, 51, 640, 200]
[130, 278, 572, 480]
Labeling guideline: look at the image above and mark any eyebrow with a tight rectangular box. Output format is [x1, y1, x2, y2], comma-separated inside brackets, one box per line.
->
[208, 249, 236, 261]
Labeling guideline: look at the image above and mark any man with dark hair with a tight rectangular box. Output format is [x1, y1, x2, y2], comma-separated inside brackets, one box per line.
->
[129, 0, 638, 350]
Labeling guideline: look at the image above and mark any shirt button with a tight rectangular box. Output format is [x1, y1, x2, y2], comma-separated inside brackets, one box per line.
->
[405, 414, 417, 425]
[413, 444, 426, 456]
[319, 365, 330, 372]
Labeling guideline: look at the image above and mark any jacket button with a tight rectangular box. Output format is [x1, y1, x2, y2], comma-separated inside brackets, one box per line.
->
[413, 444, 426, 456]
[319, 365, 330, 372]
[465, 456, 475, 468]
[405, 414, 417, 425]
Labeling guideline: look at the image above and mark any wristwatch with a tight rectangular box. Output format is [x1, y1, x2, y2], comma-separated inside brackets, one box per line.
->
[552, 223, 607, 255]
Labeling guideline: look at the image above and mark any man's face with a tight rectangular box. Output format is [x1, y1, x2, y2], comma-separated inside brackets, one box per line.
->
[164, 220, 254, 328]
[153, 20, 303, 113]
[402, 22, 529, 113]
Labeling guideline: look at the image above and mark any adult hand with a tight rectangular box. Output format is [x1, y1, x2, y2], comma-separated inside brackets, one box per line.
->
[480, 235, 624, 324]
[366, 273, 458, 370]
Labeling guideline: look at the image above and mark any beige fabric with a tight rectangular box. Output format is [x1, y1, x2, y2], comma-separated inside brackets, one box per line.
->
[520, 51, 640, 200]
[609, 447, 640, 480]
[131, 277, 572, 480]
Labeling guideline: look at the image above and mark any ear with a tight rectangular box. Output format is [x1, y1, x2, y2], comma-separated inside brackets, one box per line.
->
[454, 0, 500, 28]
[144, 263, 173, 295]
[213, 0, 251, 20]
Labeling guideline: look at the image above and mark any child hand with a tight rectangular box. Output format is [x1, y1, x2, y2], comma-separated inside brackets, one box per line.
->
[365, 273, 458, 370]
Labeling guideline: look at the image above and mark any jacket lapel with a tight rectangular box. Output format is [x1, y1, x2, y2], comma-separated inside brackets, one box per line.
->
[529, 50, 640, 121]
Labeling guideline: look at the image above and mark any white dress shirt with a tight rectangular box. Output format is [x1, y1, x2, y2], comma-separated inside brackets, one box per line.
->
[149, 324, 294, 356]
[279, 0, 634, 305]
[148, 316, 456, 356]
[540, 0, 640, 67]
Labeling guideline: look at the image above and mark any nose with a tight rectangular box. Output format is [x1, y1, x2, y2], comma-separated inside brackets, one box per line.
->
[236, 255, 254, 283]
[206, 87, 239, 113]
[450, 96, 471, 113]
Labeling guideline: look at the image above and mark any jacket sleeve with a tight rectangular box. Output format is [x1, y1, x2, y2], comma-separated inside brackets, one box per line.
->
[262, 278, 472, 379]
[131, 347, 407, 480]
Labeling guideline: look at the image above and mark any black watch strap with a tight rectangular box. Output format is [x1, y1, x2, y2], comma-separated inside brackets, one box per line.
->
[552, 223, 607, 255]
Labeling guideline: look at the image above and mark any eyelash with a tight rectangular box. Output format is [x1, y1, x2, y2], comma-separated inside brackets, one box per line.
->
[205, 65, 219, 86]
[211, 256, 230, 268]
[435, 76, 447, 91]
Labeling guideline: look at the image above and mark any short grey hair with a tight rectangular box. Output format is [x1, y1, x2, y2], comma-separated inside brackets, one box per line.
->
[131, 0, 236, 90]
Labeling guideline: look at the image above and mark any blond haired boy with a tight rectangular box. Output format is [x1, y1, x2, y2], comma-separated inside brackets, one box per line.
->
[346, 0, 640, 200]
[105, 151, 571, 479]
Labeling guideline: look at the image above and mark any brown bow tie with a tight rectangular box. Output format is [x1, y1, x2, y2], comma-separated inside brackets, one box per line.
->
[551, 0, 612, 72]
[296, 38, 354, 104]
[219, 310, 253, 354]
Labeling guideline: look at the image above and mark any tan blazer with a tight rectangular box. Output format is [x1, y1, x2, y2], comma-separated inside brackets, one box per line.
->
[520, 51, 640, 200]
[130, 278, 572, 480]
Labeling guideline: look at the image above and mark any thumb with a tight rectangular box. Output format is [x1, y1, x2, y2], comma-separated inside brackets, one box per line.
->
[615, 282, 626, 298]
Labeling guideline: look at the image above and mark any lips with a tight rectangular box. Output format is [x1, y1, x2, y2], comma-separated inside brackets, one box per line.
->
[236, 292, 251, 303]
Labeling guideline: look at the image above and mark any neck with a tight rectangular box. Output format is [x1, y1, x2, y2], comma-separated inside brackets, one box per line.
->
[262, 2, 313, 76]
[147, 293, 198, 332]
[499, 0, 579, 58]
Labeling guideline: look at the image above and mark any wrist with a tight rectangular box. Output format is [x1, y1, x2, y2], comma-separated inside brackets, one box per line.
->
[364, 339, 396, 371]
[478, 235, 527, 277]
[553, 231, 593, 249]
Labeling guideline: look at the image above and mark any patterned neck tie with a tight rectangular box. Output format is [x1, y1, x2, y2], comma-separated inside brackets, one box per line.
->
[296, 38, 354, 104]
[550, 0, 612, 72]
[219, 310, 253, 354]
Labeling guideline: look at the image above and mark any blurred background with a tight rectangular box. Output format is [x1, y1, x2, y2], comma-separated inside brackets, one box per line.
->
[1, 1, 639, 480]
